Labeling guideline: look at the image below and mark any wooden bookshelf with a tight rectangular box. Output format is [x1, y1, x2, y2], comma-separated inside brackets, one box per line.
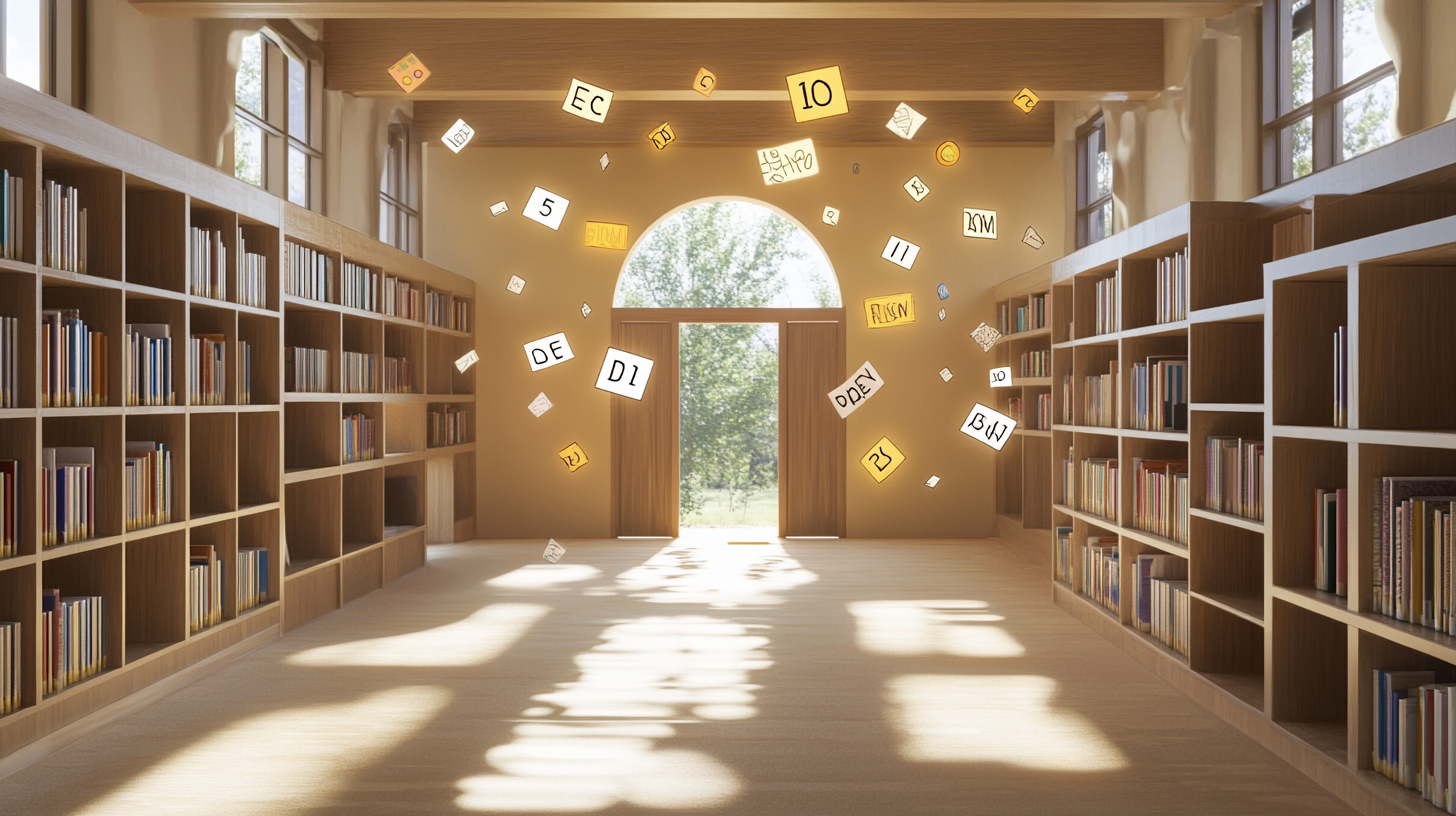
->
[0, 80, 475, 762]
[992, 268, 1053, 532]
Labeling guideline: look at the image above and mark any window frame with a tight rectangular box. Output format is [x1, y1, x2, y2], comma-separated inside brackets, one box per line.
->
[1075, 113, 1111, 249]
[379, 122, 421, 256]
[234, 28, 323, 210]
[0, 0, 82, 104]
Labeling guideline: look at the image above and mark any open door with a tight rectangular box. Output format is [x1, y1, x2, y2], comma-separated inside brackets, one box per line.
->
[780, 320, 846, 536]
[611, 320, 679, 537]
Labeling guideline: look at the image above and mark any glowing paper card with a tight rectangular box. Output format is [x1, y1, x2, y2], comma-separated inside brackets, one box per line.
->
[507, 275, 525, 294]
[940, 367, 953, 382]
[543, 539, 566, 563]
[581, 302, 592, 318]
[964, 209, 998, 239]
[828, 360, 884, 419]
[886, 103, 927, 139]
[860, 436, 905, 483]
[1022, 226, 1046, 249]
[563, 78, 613, 123]
[925, 475, 941, 488]
[528, 392, 553, 417]
[524, 332, 575, 372]
[1013, 87, 1041, 113]
[648, 122, 676, 150]
[441, 119, 474, 153]
[937, 283, 949, 300]
[864, 293, 915, 329]
[693, 67, 717, 97]
[523, 187, 569, 231]
[595, 347, 654, 400]
[490, 201, 509, 216]
[822, 206, 840, 226]
[960, 403, 1018, 451]
[558, 443, 588, 472]
[938, 308, 946, 321]
[936, 141, 960, 166]
[387, 53, 430, 93]
[759, 138, 818, 185]
[990, 366, 1013, 387]
[455, 349, 479, 372]
[904, 176, 930, 202]
[882, 236, 920, 269]
[584, 222, 629, 250]
[971, 322, 1002, 351]
[787, 66, 849, 122]
[599, 152, 610, 171]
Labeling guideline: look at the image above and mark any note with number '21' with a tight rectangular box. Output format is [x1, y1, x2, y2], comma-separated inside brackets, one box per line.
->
[860, 436, 905, 483]
[758, 138, 818, 185]
[960, 403, 1018, 451]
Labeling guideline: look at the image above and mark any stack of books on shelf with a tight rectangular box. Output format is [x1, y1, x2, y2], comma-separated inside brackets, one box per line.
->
[426, 292, 470, 332]
[1061, 374, 1072, 425]
[1370, 670, 1456, 803]
[190, 226, 227, 300]
[1148, 571, 1190, 657]
[1334, 326, 1349, 428]
[1082, 535, 1119, 612]
[124, 441, 172, 532]
[1205, 437, 1264, 521]
[1035, 393, 1052, 431]
[1133, 554, 1188, 655]
[1083, 362, 1117, 427]
[285, 347, 330, 393]
[43, 179, 86, 274]
[237, 547, 269, 612]
[1054, 527, 1073, 583]
[1, 168, 23, 260]
[342, 261, 378, 312]
[188, 544, 222, 633]
[0, 313, 16, 407]
[285, 240, 332, 303]
[1094, 276, 1117, 335]
[1062, 446, 1073, 506]
[237, 340, 251, 405]
[384, 356, 413, 393]
[1080, 457, 1118, 520]
[0, 620, 18, 714]
[384, 275, 421, 321]
[41, 447, 93, 547]
[1156, 247, 1189, 324]
[42, 308, 107, 407]
[998, 303, 1008, 335]
[1132, 458, 1189, 545]
[1314, 487, 1348, 597]
[124, 323, 174, 406]
[42, 590, 104, 693]
[1373, 477, 1456, 630]
[343, 412, 376, 463]
[0, 460, 17, 557]
[1019, 350, 1048, 378]
[342, 351, 379, 394]
[1006, 397, 1021, 424]
[428, 404, 470, 447]
[189, 333, 226, 405]
[237, 234, 268, 309]
[1130, 355, 1187, 431]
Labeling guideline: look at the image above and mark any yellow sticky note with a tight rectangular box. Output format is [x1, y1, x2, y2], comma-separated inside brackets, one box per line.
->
[649, 122, 676, 150]
[1012, 87, 1040, 113]
[558, 442, 589, 473]
[693, 68, 717, 97]
[860, 436, 905, 483]
[936, 141, 960, 166]
[584, 222, 629, 250]
[863, 293, 916, 329]
[387, 53, 431, 94]
[786, 66, 849, 123]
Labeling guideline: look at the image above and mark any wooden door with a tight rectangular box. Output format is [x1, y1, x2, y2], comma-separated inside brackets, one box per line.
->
[611, 320, 679, 537]
[780, 320, 846, 536]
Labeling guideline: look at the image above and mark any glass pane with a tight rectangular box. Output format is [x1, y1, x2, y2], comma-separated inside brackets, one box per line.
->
[1288, 116, 1314, 179]
[1086, 201, 1111, 244]
[1341, 73, 1397, 162]
[1093, 129, 1111, 199]
[288, 146, 308, 206]
[234, 119, 263, 186]
[407, 214, 419, 256]
[1342, 0, 1391, 85]
[379, 199, 394, 246]
[288, 58, 307, 141]
[236, 34, 263, 117]
[1291, 0, 1314, 110]
[4, 0, 42, 91]
[381, 137, 398, 198]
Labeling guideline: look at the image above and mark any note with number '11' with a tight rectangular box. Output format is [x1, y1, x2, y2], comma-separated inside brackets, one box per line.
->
[828, 361, 883, 418]
[758, 138, 818, 185]
[882, 236, 920, 269]
[960, 403, 1017, 451]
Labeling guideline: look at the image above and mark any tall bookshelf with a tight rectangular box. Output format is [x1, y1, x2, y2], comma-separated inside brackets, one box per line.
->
[0, 80, 476, 762]
[1036, 118, 1456, 816]
[992, 269, 1053, 532]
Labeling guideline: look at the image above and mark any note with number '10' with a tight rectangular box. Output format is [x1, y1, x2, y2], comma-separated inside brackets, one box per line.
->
[595, 348, 654, 400]
[882, 236, 920, 269]
[786, 66, 849, 123]
[455, 349, 479, 373]
[828, 361, 883, 418]
[960, 403, 1018, 451]
[759, 138, 818, 185]
[990, 366, 1013, 387]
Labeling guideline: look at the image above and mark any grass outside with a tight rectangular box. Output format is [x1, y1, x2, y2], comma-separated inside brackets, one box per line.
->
[682, 487, 778, 528]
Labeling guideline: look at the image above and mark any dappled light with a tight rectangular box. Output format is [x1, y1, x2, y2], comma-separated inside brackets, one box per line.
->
[286, 603, 550, 667]
[614, 538, 818, 607]
[848, 599, 1026, 658]
[487, 564, 604, 590]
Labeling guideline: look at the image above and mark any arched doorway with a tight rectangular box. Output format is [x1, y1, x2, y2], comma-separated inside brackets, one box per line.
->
[611, 199, 846, 538]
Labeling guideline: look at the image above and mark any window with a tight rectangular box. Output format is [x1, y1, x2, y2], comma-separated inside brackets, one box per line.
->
[379, 123, 421, 255]
[1076, 114, 1111, 249]
[1, 0, 79, 102]
[234, 30, 322, 208]
[1262, 0, 1396, 188]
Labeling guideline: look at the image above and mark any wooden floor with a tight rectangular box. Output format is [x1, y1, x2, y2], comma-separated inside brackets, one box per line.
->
[0, 532, 1355, 815]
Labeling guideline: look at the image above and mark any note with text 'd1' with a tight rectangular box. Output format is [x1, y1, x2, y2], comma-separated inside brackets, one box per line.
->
[828, 361, 884, 419]
[960, 403, 1017, 451]
[595, 348, 654, 400]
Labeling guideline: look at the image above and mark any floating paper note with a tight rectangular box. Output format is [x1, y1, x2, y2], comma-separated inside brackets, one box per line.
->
[599, 152, 610, 171]
[558, 443, 588, 472]
[581, 302, 592, 318]
[759, 138, 818, 185]
[524, 332, 575, 372]
[960, 403, 1017, 451]
[936, 141, 960, 166]
[1012, 87, 1040, 114]
[648, 122, 676, 150]
[506, 275, 525, 294]
[543, 539, 566, 563]
[523, 187, 569, 230]
[903, 176, 930, 202]
[925, 475, 941, 488]
[563, 78, 613, 123]
[528, 392, 553, 417]
[490, 201, 509, 216]
[864, 293, 915, 329]
[853, 163, 860, 174]
[822, 206, 840, 226]
[937, 283, 949, 300]
[584, 222, 629, 250]
[455, 349, 479, 372]
[964, 209, 997, 239]
[990, 366, 1013, 387]
[693, 67, 717, 97]
[387, 53, 430, 93]
[938, 309, 947, 322]
[787, 65, 849, 122]
[1022, 226, 1045, 249]
[828, 361, 883, 419]
[940, 367, 953, 382]
[886, 103, 927, 139]
[595, 347, 654, 400]
[882, 236, 920, 270]
[970, 322, 1001, 351]
[441, 119, 475, 152]
[860, 436, 905, 483]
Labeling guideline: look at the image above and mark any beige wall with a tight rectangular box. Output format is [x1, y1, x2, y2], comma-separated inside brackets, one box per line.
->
[423, 143, 1063, 540]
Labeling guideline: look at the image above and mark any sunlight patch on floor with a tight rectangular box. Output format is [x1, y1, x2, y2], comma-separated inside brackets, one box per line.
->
[847, 600, 1025, 658]
[614, 536, 817, 608]
[286, 603, 550, 667]
[487, 564, 603, 590]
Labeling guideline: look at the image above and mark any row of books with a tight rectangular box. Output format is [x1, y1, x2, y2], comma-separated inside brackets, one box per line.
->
[124, 441, 172, 532]
[285, 240, 332, 304]
[0, 621, 17, 713]
[1132, 553, 1188, 646]
[383, 275, 422, 321]
[426, 293, 470, 332]
[1334, 326, 1349, 428]
[124, 323, 175, 406]
[0, 461, 17, 558]
[1080, 457, 1119, 520]
[1155, 247, 1189, 324]
[1083, 363, 1117, 428]
[1019, 350, 1048, 378]
[342, 262, 377, 312]
[0, 314, 16, 408]
[343, 412, 376, 463]
[237, 547, 269, 613]
[43, 590, 103, 694]
[1147, 573, 1190, 657]
[1129, 355, 1187, 432]
[1314, 487, 1348, 596]
[42, 308, 107, 407]
[189, 544, 223, 633]
[1205, 437, 1264, 521]
[42, 446, 93, 547]
[190, 226, 227, 301]
[1083, 536, 1118, 612]
[189, 334, 226, 405]
[238, 341, 252, 405]
[1, 169, 23, 261]
[384, 356, 414, 394]
[1371, 669, 1456, 806]
[428, 404, 469, 447]
[1374, 477, 1456, 631]
[43, 179, 86, 274]
[285, 346, 330, 393]
[1131, 457, 1189, 545]
[238, 234, 268, 310]
[997, 293, 1048, 335]
[1094, 276, 1117, 336]
[342, 351, 379, 394]
[1055, 527, 1073, 583]
[1004, 395, 1052, 432]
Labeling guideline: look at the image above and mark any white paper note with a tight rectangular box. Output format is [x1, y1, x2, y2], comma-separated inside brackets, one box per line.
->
[882, 236, 921, 270]
[827, 361, 884, 419]
[960, 403, 1018, 451]
[455, 350, 479, 373]
[528, 392, 553, 417]
[940, 367, 953, 382]
[990, 366, 1013, 387]
[595, 348, 655, 400]
[563, 79, 613, 123]
[758, 138, 819, 185]
[441, 119, 475, 152]
[970, 322, 1002, 352]
[925, 475, 941, 488]
[490, 201, 509, 217]
[964, 208, 997, 239]
[524, 332, 575, 372]
[938, 308, 947, 322]
[581, 302, 592, 318]
[1022, 226, 1045, 249]
[885, 103, 927, 139]
[599, 152, 610, 171]
[523, 187, 570, 231]
[903, 176, 930, 202]
[822, 206, 840, 226]
[506, 275, 525, 294]
[543, 539, 566, 563]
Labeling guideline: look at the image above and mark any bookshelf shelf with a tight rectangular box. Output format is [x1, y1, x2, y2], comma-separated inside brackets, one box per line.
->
[1188, 507, 1265, 534]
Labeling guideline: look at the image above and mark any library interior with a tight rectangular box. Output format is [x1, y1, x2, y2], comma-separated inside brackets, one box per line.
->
[0, 0, 1454, 813]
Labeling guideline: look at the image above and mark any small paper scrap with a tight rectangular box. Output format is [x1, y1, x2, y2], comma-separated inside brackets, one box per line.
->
[441, 119, 474, 152]
[940, 367, 952, 382]
[507, 275, 525, 294]
[828, 360, 883, 419]
[599, 152, 610, 171]
[971, 322, 1002, 352]
[903, 176, 929, 202]
[490, 201, 509, 217]
[528, 392, 553, 417]
[925, 475, 941, 488]
[693, 67, 717, 97]
[960, 403, 1017, 451]
[558, 443, 588, 472]
[822, 206, 839, 226]
[886, 102, 927, 139]
[1022, 226, 1045, 249]
[543, 539, 566, 563]
[881, 235, 920, 270]
[759, 138, 818, 185]
[648, 122, 676, 150]
[990, 366, 1013, 387]
[455, 349, 479, 373]
[387, 53, 430, 93]
[938, 308, 946, 322]
[581, 302, 592, 318]
[860, 436, 905, 483]
[1013, 88, 1040, 114]
[937, 283, 949, 300]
